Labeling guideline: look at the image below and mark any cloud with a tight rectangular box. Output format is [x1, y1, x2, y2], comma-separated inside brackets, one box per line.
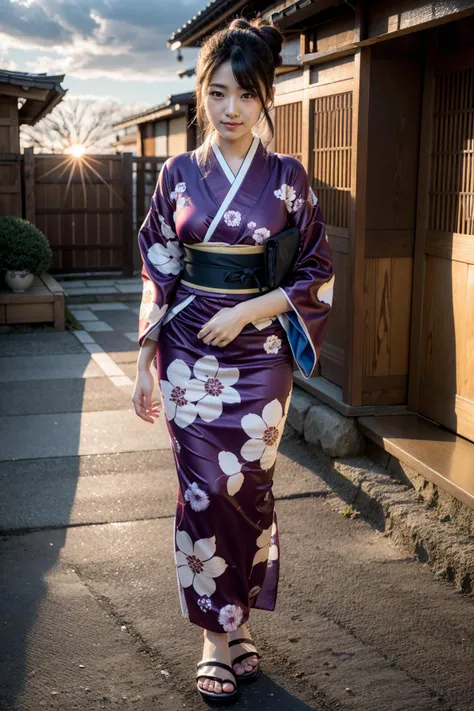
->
[1, 0, 202, 80]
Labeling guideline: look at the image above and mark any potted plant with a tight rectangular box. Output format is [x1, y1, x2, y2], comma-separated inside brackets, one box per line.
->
[0, 216, 53, 293]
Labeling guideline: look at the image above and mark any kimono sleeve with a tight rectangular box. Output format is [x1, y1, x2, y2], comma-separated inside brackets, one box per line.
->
[276, 162, 335, 379]
[137, 160, 183, 347]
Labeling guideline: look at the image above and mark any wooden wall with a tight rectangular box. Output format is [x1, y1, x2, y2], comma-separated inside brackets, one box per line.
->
[362, 36, 423, 405]
[168, 115, 187, 155]
[32, 153, 129, 271]
[0, 96, 22, 216]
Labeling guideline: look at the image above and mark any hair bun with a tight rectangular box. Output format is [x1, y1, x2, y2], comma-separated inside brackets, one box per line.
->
[228, 17, 283, 68]
[253, 24, 283, 68]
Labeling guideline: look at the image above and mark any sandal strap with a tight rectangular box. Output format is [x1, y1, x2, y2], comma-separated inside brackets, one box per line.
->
[228, 637, 255, 648]
[196, 673, 236, 691]
[231, 650, 261, 666]
[196, 660, 235, 675]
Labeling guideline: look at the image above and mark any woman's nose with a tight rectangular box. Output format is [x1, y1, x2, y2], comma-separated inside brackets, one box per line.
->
[225, 98, 239, 117]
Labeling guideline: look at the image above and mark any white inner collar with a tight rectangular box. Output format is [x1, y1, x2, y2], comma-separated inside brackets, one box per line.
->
[211, 134, 260, 185]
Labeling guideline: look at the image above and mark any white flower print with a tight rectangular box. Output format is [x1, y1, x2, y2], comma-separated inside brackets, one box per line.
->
[240, 398, 287, 471]
[308, 187, 318, 206]
[173, 195, 187, 223]
[274, 183, 296, 213]
[142, 302, 168, 326]
[252, 522, 278, 568]
[160, 359, 198, 429]
[252, 227, 271, 245]
[184, 482, 210, 512]
[264, 335, 282, 354]
[158, 213, 176, 240]
[249, 585, 261, 598]
[251, 315, 276, 331]
[147, 239, 182, 276]
[176, 531, 227, 597]
[247, 221, 256, 230]
[317, 274, 335, 306]
[185, 355, 241, 423]
[292, 197, 305, 213]
[169, 182, 187, 202]
[223, 210, 241, 227]
[218, 604, 244, 632]
[139, 280, 154, 319]
[198, 596, 212, 612]
[173, 437, 181, 454]
[218, 451, 244, 496]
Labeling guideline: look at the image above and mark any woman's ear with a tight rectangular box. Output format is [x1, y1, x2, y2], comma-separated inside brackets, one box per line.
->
[272, 85, 276, 99]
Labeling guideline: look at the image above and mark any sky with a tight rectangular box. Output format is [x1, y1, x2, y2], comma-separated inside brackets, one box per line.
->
[0, 0, 203, 111]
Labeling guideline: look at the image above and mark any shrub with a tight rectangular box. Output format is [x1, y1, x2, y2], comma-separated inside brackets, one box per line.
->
[0, 216, 52, 274]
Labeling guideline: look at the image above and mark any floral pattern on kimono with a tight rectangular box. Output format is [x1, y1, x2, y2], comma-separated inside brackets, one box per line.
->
[274, 160, 335, 379]
[136, 135, 334, 633]
[137, 161, 188, 346]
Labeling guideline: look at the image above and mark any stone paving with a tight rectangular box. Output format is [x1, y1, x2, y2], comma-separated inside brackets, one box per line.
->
[0, 300, 473, 710]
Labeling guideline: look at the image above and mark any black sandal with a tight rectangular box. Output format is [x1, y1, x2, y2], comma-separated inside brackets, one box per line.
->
[196, 659, 238, 702]
[228, 638, 261, 682]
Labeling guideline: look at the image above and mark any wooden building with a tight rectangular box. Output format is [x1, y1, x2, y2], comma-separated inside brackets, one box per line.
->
[113, 92, 197, 157]
[170, 0, 474, 511]
[0, 69, 66, 217]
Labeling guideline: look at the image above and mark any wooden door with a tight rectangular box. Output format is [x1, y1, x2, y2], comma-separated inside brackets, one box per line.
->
[410, 42, 474, 441]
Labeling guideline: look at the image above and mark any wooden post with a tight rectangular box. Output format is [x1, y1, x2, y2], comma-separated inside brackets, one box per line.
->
[408, 32, 438, 413]
[345, 44, 371, 406]
[23, 147, 35, 223]
[121, 152, 134, 277]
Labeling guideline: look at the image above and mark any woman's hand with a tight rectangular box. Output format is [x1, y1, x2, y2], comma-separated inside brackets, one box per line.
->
[197, 306, 247, 347]
[132, 368, 160, 424]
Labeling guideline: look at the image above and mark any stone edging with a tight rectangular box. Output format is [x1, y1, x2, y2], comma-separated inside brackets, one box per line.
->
[285, 385, 474, 598]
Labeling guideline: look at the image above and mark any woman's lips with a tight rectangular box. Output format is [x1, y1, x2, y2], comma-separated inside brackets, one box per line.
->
[223, 122, 242, 128]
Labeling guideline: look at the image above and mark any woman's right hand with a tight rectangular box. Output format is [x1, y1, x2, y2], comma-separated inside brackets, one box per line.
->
[132, 368, 160, 424]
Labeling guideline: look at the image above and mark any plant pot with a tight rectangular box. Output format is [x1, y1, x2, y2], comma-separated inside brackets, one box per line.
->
[5, 269, 35, 293]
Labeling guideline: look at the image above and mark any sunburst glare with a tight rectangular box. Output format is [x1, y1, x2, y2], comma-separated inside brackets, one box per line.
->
[67, 144, 86, 158]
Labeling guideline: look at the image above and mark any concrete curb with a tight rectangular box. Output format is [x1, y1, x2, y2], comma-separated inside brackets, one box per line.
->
[286, 386, 474, 598]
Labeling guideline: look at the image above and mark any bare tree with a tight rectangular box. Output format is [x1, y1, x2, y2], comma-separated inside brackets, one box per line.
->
[20, 96, 149, 154]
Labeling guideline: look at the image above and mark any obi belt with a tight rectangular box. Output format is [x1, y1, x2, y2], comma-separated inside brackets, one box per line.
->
[181, 242, 269, 294]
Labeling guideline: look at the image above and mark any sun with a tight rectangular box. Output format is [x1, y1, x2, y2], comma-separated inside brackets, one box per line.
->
[67, 144, 86, 158]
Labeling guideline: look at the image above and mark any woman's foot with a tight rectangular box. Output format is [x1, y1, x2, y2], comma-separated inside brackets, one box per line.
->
[228, 623, 259, 677]
[197, 629, 236, 696]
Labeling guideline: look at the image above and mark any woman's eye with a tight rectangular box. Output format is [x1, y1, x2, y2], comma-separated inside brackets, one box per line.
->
[242, 93, 256, 99]
[210, 91, 224, 97]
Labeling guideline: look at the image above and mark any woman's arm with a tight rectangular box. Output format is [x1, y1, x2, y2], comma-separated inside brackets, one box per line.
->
[233, 287, 292, 327]
[137, 337, 157, 372]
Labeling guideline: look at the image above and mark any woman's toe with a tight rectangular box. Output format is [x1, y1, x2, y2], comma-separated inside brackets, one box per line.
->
[223, 681, 234, 694]
[213, 680, 222, 694]
[233, 661, 245, 676]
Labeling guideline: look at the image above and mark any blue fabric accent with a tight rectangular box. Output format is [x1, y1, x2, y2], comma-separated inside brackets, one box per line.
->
[286, 311, 315, 378]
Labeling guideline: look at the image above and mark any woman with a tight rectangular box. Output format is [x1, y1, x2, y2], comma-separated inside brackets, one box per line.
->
[132, 16, 335, 702]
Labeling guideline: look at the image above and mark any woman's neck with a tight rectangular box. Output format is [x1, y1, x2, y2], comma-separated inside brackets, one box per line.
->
[213, 131, 255, 162]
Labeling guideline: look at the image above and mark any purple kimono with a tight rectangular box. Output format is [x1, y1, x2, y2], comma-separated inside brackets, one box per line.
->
[137, 135, 334, 633]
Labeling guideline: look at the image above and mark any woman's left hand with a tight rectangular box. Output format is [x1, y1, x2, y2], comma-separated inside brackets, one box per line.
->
[197, 306, 247, 347]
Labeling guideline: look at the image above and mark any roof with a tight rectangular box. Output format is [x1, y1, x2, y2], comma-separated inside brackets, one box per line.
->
[0, 69, 67, 125]
[113, 92, 195, 130]
[168, 0, 253, 48]
[168, 0, 347, 47]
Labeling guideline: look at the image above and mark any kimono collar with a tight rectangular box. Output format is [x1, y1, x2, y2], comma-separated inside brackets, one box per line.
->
[210, 134, 260, 185]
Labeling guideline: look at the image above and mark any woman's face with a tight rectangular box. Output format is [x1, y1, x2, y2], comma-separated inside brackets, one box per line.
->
[204, 60, 264, 142]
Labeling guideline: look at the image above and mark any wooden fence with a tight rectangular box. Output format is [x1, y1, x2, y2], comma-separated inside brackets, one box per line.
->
[0, 149, 167, 275]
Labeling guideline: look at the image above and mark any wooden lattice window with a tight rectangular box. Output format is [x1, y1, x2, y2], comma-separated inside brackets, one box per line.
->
[430, 67, 474, 235]
[312, 92, 352, 228]
[274, 102, 302, 162]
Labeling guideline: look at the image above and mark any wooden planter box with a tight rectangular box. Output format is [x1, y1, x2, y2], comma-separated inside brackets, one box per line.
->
[0, 272, 65, 330]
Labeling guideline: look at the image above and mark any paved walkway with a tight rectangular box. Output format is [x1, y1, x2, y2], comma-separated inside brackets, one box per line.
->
[0, 302, 473, 710]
